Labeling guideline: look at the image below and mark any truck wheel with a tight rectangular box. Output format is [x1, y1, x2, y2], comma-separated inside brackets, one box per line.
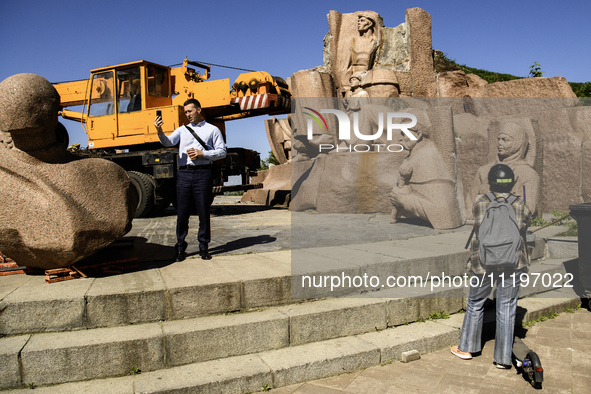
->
[153, 178, 175, 215]
[128, 171, 155, 218]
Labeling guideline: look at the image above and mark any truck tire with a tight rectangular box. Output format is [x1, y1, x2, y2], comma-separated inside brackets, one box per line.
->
[153, 178, 175, 215]
[128, 171, 155, 218]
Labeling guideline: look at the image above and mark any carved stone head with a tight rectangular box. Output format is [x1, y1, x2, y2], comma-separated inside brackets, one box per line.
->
[357, 13, 375, 33]
[496, 121, 529, 162]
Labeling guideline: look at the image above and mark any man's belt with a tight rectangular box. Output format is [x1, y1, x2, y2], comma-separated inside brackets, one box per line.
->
[179, 164, 211, 170]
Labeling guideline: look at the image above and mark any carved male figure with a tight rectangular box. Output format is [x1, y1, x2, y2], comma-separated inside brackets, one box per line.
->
[389, 110, 462, 229]
[344, 11, 383, 93]
[343, 72, 369, 116]
[349, 14, 378, 74]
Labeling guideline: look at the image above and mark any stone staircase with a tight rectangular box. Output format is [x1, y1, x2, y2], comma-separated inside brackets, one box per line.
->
[0, 227, 580, 392]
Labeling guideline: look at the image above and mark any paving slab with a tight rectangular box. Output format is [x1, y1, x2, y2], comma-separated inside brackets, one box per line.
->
[0, 202, 583, 392]
[4, 300, 585, 393]
[1, 376, 134, 394]
[358, 320, 459, 364]
[215, 252, 292, 308]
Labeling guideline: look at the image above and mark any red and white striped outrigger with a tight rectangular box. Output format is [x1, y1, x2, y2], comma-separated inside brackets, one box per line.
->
[233, 93, 290, 112]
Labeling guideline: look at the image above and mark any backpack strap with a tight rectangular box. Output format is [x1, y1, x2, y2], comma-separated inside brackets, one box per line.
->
[486, 192, 519, 204]
[507, 194, 519, 205]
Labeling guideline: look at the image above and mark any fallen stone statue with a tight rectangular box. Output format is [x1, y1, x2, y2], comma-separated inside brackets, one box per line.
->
[0, 73, 137, 270]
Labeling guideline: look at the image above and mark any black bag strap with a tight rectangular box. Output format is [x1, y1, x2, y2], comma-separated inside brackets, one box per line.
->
[507, 194, 518, 205]
[185, 125, 210, 151]
[486, 192, 519, 205]
[465, 227, 475, 250]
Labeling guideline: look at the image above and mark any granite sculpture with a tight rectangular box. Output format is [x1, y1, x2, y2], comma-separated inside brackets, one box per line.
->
[472, 121, 540, 215]
[0, 73, 137, 270]
[389, 108, 463, 229]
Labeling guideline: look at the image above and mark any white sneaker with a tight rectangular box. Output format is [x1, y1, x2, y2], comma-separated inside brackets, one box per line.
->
[451, 346, 472, 360]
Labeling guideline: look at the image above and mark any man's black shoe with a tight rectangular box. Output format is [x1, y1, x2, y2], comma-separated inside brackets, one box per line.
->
[174, 251, 187, 262]
[199, 250, 212, 260]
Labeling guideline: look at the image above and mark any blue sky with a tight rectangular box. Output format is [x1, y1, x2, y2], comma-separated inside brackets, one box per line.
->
[1, 0, 589, 158]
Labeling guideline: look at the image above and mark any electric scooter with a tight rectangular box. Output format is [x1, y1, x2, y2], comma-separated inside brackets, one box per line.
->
[513, 336, 543, 389]
[513, 229, 543, 389]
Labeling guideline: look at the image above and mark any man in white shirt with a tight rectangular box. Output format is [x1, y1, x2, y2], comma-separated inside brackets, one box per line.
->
[154, 98, 226, 261]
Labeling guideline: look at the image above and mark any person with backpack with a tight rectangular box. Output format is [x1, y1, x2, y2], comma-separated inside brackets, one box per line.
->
[451, 163, 531, 369]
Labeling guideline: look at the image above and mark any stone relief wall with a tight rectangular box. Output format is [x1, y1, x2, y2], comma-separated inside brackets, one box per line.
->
[249, 7, 591, 224]
[288, 97, 466, 230]
[453, 97, 591, 215]
[282, 8, 467, 229]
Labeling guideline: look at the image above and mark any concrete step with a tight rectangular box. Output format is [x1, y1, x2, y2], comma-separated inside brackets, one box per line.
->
[0, 253, 579, 391]
[1, 293, 580, 393]
[0, 226, 568, 336]
[0, 285, 465, 389]
[1, 231, 471, 336]
[0, 224, 578, 390]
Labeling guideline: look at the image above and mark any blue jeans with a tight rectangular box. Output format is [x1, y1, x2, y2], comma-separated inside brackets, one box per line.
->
[175, 168, 213, 253]
[459, 269, 524, 365]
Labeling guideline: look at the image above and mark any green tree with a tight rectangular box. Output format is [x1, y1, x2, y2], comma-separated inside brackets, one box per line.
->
[578, 81, 591, 97]
[528, 62, 545, 77]
[259, 151, 279, 170]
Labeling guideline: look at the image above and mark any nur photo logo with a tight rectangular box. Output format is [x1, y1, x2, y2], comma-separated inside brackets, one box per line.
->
[302, 108, 418, 153]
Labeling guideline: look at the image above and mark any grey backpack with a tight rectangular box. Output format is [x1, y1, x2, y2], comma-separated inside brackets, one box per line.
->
[478, 192, 522, 269]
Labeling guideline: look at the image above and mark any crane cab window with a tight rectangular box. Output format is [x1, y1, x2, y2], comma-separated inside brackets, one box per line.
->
[88, 71, 115, 117]
[117, 67, 142, 113]
[147, 65, 169, 98]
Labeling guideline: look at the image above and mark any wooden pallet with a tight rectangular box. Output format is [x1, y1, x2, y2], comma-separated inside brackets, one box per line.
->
[0, 252, 26, 276]
[45, 257, 140, 283]
[45, 266, 87, 283]
[0, 261, 26, 276]
[1, 240, 140, 283]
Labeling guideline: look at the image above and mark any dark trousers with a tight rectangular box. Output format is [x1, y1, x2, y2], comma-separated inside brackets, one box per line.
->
[175, 168, 213, 253]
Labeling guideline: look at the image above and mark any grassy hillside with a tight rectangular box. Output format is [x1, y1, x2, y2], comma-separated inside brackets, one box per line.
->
[433, 51, 590, 97]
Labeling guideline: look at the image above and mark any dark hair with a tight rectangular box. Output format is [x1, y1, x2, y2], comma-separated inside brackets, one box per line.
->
[183, 98, 201, 109]
[488, 164, 515, 193]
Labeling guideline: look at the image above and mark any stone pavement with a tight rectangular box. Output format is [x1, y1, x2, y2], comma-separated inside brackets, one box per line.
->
[271, 308, 591, 393]
[126, 195, 466, 261]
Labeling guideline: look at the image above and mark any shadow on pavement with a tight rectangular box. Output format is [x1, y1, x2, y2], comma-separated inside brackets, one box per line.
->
[63, 237, 177, 278]
[209, 235, 278, 255]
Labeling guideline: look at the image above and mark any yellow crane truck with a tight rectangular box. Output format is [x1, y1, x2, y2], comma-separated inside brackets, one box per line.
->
[54, 58, 291, 217]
